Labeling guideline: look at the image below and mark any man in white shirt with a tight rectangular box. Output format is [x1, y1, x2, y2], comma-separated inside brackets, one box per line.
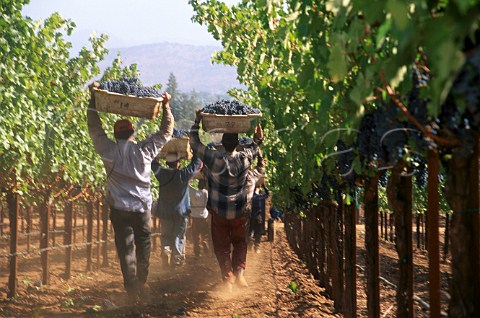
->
[87, 84, 173, 301]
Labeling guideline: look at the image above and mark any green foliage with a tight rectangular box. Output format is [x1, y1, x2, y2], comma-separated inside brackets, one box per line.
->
[189, 0, 480, 207]
[61, 298, 75, 308]
[288, 281, 299, 293]
[0, 2, 108, 198]
[100, 53, 140, 82]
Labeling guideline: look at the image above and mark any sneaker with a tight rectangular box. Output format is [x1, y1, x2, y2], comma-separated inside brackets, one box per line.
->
[162, 247, 171, 269]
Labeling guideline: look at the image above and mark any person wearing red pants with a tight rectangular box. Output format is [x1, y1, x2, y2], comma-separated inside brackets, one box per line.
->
[190, 111, 263, 292]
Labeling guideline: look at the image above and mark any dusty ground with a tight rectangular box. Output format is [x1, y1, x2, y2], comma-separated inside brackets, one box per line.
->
[0, 222, 341, 318]
[0, 221, 451, 318]
[355, 224, 451, 317]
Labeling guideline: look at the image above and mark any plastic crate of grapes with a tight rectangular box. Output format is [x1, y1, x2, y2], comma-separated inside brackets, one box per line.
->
[201, 113, 262, 133]
[93, 87, 163, 119]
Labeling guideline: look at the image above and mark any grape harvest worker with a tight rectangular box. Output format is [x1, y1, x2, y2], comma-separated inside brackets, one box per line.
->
[189, 110, 263, 292]
[87, 82, 173, 302]
[248, 183, 270, 254]
[244, 150, 266, 251]
[188, 177, 212, 258]
[151, 153, 202, 269]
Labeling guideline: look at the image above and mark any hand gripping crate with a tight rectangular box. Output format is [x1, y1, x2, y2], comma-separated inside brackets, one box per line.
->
[201, 112, 262, 133]
[93, 87, 163, 119]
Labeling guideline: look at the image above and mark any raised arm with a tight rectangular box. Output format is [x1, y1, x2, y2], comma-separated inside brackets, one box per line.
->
[157, 92, 174, 143]
[180, 156, 203, 183]
[241, 122, 263, 162]
[87, 82, 115, 155]
[189, 110, 216, 167]
[139, 92, 174, 159]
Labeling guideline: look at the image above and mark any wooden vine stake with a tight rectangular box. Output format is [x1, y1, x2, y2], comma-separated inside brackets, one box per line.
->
[344, 195, 357, 318]
[64, 201, 73, 280]
[86, 200, 94, 272]
[6, 192, 19, 298]
[427, 148, 441, 317]
[40, 193, 52, 285]
[364, 174, 380, 318]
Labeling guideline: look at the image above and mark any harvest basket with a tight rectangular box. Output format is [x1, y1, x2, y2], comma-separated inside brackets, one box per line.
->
[93, 87, 163, 119]
[158, 137, 192, 160]
[201, 112, 262, 133]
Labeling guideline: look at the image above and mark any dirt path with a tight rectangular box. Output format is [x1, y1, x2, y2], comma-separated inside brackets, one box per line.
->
[1, 222, 339, 318]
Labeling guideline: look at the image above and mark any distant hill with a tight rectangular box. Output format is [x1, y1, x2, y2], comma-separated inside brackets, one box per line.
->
[97, 42, 243, 95]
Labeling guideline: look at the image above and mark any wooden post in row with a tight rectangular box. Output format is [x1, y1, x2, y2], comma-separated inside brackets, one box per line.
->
[0, 203, 4, 237]
[96, 199, 101, 269]
[427, 148, 441, 318]
[331, 201, 343, 313]
[26, 206, 32, 252]
[102, 200, 109, 267]
[364, 175, 380, 318]
[325, 202, 333, 297]
[64, 201, 73, 280]
[52, 207, 57, 247]
[317, 204, 326, 289]
[393, 165, 414, 318]
[6, 192, 19, 298]
[86, 201, 93, 272]
[344, 199, 357, 318]
[40, 193, 52, 285]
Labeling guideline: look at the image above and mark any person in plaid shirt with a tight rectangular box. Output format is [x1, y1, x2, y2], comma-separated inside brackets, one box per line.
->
[189, 110, 263, 292]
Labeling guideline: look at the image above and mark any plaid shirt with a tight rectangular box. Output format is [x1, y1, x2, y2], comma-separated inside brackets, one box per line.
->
[190, 127, 259, 220]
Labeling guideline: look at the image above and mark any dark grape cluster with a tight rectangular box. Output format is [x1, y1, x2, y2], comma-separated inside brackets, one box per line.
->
[378, 170, 388, 187]
[357, 110, 383, 164]
[239, 136, 253, 145]
[201, 99, 261, 115]
[358, 103, 408, 168]
[412, 156, 428, 188]
[436, 50, 480, 157]
[336, 140, 357, 189]
[407, 65, 431, 151]
[172, 127, 190, 138]
[99, 77, 162, 98]
[207, 141, 219, 150]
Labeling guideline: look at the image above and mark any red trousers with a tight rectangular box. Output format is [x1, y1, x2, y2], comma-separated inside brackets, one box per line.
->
[210, 211, 248, 283]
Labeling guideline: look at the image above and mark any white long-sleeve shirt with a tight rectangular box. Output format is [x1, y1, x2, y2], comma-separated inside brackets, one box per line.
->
[188, 186, 209, 218]
[87, 102, 173, 212]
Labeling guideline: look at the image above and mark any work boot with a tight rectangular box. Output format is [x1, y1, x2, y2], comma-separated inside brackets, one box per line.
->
[235, 269, 248, 288]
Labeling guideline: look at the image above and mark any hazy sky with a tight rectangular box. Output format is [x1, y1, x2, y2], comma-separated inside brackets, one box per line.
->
[23, 0, 240, 49]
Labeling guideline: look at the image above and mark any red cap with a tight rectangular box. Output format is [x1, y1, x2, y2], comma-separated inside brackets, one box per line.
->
[114, 119, 134, 136]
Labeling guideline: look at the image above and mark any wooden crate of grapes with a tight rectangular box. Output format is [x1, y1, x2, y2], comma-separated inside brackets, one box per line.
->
[93, 88, 163, 119]
[200, 100, 262, 133]
[158, 137, 192, 159]
[92, 79, 164, 119]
